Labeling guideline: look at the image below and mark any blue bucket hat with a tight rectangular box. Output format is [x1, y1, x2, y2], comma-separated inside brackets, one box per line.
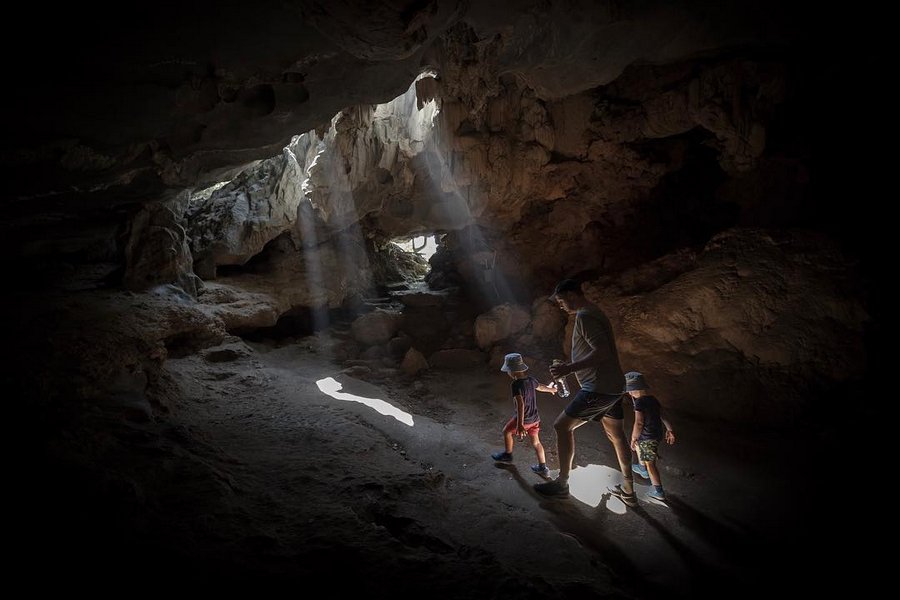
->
[624, 371, 649, 392]
[501, 353, 528, 373]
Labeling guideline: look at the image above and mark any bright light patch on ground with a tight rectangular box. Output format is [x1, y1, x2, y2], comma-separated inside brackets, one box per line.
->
[567, 463, 669, 512]
[568, 464, 625, 512]
[316, 377, 414, 426]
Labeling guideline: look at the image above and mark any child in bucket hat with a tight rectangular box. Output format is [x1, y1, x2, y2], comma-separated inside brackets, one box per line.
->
[621, 371, 676, 502]
[491, 353, 559, 476]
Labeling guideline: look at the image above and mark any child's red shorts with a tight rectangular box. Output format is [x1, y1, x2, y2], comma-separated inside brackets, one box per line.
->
[503, 417, 541, 436]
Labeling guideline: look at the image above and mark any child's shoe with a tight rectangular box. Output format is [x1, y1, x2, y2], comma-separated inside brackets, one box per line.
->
[631, 463, 649, 479]
[530, 464, 550, 476]
[647, 488, 667, 502]
[491, 451, 513, 462]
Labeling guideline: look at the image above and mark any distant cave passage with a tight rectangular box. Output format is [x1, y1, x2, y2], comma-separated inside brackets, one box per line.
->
[395, 234, 437, 262]
[380, 234, 436, 285]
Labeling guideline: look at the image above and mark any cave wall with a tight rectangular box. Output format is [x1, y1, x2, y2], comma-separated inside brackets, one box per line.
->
[591, 229, 867, 424]
[3, 0, 882, 431]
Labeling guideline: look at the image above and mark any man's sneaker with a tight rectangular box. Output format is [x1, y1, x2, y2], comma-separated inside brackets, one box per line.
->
[491, 451, 513, 462]
[632, 463, 649, 479]
[607, 484, 638, 507]
[530, 464, 550, 476]
[534, 478, 569, 498]
[647, 488, 667, 502]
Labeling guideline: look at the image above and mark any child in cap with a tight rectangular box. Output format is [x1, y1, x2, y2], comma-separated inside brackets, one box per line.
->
[623, 371, 676, 502]
[491, 353, 558, 476]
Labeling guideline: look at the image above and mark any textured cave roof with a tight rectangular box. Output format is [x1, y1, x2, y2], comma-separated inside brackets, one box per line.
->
[3, 0, 839, 204]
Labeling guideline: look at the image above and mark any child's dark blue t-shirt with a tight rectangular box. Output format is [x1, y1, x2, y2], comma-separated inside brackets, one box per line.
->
[511, 376, 540, 424]
[633, 394, 664, 441]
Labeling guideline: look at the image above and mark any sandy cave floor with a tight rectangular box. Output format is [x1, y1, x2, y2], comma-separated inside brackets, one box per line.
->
[21, 331, 870, 598]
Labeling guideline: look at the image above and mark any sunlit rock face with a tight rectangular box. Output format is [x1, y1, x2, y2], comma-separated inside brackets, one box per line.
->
[406, 56, 787, 297]
[186, 137, 320, 279]
[304, 77, 447, 235]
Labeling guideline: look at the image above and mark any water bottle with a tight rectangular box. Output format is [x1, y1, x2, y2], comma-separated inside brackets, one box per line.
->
[551, 359, 570, 398]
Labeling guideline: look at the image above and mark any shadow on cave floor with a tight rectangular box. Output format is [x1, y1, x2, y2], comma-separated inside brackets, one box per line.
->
[17, 336, 872, 598]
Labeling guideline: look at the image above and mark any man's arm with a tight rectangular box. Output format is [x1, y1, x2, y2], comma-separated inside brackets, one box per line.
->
[550, 348, 605, 377]
[562, 349, 602, 373]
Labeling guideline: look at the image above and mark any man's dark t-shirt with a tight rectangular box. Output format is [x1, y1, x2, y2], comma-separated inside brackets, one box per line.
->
[511, 376, 540, 424]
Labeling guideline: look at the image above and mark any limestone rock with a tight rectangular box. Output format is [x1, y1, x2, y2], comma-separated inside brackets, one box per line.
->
[9, 287, 227, 421]
[531, 298, 565, 341]
[488, 346, 508, 372]
[351, 310, 403, 346]
[195, 226, 375, 331]
[586, 229, 867, 425]
[387, 334, 413, 358]
[187, 138, 317, 276]
[474, 303, 531, 349]
[360, 346, 386, 360]
[196, 282, 281, 333]
[428, 348, 485, 370]
[124, 192, 200, 297]
[299, 0, 463, 61]
[401, 348, 429, 375]
[393, 290, 449, 307]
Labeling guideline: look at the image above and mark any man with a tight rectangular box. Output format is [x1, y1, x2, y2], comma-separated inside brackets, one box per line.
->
[534, 279, 635, 506]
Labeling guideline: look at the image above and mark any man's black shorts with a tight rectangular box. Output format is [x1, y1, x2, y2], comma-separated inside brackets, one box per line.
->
[564, 389, 624, 421]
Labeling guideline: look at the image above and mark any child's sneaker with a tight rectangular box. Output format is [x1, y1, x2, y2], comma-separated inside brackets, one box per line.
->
[530, 464, 550, 476]
[647, 488, 667, 502]
[607, 484, 638, 507]
[631, 463, 649, 479]
[491, 451, 513, 462]
[534, 478, 569, 498]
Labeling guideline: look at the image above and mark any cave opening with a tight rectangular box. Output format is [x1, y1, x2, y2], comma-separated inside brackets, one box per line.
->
[395, 234, 438, 263]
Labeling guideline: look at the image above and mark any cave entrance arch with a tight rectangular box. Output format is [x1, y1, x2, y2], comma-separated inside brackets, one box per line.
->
[396, 234, 437, 261]
[389, 233, 438, 285]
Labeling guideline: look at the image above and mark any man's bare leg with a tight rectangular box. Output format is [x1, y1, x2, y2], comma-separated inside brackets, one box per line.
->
[534, 412, 587, 497]
[602, 415, 634, 494]
[554, 412, 587, 483]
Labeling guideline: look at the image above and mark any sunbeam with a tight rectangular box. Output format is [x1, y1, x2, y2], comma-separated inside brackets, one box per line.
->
[420, 116, 521, 305]
[294, 134, 331, 332]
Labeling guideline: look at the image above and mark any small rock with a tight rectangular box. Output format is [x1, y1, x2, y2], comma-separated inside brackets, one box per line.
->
[401, 348, 429, 375]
